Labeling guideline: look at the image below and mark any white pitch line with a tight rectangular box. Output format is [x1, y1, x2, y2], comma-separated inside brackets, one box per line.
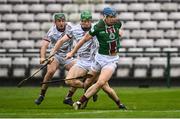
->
[63, 110, 180, 115]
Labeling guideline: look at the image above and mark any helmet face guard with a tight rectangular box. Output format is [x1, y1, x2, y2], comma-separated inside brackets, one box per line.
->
[80, 10, 92, 21]
[53, 13, 66, 21]
[102, 7, 117, 17]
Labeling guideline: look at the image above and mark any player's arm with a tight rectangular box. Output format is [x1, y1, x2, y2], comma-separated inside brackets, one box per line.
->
[50, 34, 70, 55]
[65, 33, 93, 59]
[40, 39, 50, 64]
[119, 29, 123, 37]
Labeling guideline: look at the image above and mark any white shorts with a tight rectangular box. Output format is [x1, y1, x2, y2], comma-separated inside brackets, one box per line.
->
[91, 53, 119, 73]
[54, 52, 75, 67]
[75, 58, 93, 71]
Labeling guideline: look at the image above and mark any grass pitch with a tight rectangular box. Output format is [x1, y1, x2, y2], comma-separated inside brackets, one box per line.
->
[0, 86, 180, 118]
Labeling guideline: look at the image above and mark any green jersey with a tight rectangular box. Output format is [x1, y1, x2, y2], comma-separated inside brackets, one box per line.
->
[89, 19, 121, 55]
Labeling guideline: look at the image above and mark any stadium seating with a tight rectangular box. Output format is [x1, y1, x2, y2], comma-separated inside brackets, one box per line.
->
[127, 48, 144, 57]
[6, 22, 23, 31]
[41, 22, 52, 31]
[0, 31, 12, 41]
[46, 4, 62, 13]
[13, 4, 29, 13]
[151, 12, 168, 21]
[0, 0, 7, 3]
[150, 57, 167, 77]
[0, 57, 12, 77]
[141, 21, 157, 30]
[29, 4, 45, 13]
[119, 12, 134, 21]
[28, 31, 46, 40]
[0, 23, 6, 31]
[144, 48, 161, 57]
[112, 4, 128, 12]
[23, 0, 39, 4]
[0, 0, 180, 81]
[128, 3, 144, 12]
[29, 58, 43, 78]
[134, 12, 151, 21]
[18, 14, 34, 22]
[147, 30, 164, 39]
[171, 39, 180, 48]
[12, 57, 29, 77]
[170, 57, 180, 77]
[2, 14, 18, 22]
[62, 4, 78, 13]
[68, 13, 81, 22]
[12, 31, 28, 40]
[137, 39, 154, 48]
[130, 30, 147, 39]
[0, 4, 12, 13]
[40, 0, 56, 4]
[121, 39, 137, 48]
[79, 4, 95, 12]
[18, 40, 35, 49]
[7, 0, 23, 3]
[117, 57, 133, 77]
[23, 22, 40, 31]
[1, 40, 18, 49]
[175, 21, 180, 29]
[34, 13, 51, 22]
[133, 57, 150, 77]
[144, 3, 161, 12]
[123, 21, 141, 30]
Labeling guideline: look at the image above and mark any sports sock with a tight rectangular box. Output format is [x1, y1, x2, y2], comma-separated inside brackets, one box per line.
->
[79, 95, 88, 104]
[115, 100, 121, 107]
[40, 89, 46, 97]
[66, 90, 74, 98]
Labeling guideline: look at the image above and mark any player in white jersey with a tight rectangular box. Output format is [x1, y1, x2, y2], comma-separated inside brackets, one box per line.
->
[50, 10, 98, 107]
[34, 13, 76, 105]
[65, 7, 127, 110]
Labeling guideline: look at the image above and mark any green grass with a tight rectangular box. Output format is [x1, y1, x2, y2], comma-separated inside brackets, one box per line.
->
[0, 86, 180, 118]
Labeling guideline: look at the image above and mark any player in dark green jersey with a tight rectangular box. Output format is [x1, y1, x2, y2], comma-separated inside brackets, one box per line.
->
[65, 7, 127, 110]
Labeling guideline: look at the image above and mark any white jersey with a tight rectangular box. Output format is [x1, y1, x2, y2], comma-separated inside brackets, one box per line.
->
[43, 22, 73, 54]
[67, 24, 98, 60]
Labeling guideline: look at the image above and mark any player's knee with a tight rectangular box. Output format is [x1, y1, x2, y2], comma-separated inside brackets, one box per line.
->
[65, 80, 73, 86]
[84, 80, 92, 89]
[96, 80, 106, 88]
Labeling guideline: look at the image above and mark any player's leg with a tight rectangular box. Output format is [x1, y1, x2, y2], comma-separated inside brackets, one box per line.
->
[102, 83, 127, 110]
[73, 66, 114, 110]
[65, 65, 86, 88]
[63, 59, 77, 106]
[63, 87, 77, 106]
[84, 74, 99, 102]
[63, 60, 85, 106]
[80, 71, 99, 109]
[35, 58, 59, 105]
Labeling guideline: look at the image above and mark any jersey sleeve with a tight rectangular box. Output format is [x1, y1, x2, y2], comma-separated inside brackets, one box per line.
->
[66, 27, 73, 38]
[89, 23, 98, 36]
[42, 26, 53, 42]
[116, 20, 122, 29]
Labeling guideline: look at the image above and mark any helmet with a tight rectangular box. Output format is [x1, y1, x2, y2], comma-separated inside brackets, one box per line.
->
[80, 10, 92, 20]
[102, 7, 117, 17]
[53, 13, 66, 20]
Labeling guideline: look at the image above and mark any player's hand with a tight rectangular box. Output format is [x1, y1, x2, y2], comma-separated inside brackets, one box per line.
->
[49, 57, 54, 64]
[40, 58, 46, 64]
[65, 52, 73, 60]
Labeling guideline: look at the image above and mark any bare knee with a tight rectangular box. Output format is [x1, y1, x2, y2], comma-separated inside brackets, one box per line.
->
[65, 80, 73, 86]
[96, 80, 106, 88]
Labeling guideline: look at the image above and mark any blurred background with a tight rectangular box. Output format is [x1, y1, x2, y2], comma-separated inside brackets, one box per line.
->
[0, 0, 180, 87]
